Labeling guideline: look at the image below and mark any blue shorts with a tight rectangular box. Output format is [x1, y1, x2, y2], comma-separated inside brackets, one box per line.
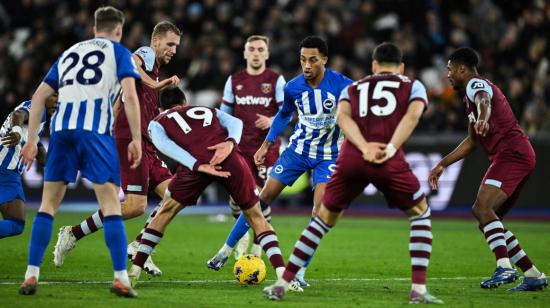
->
[269, 149, 337, 187]
[0, 168, 25, 205]
[45, 130, 121, 186]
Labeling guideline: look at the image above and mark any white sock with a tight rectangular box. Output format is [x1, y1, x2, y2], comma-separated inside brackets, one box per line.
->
[411, 283, 427, 294]
[220, 244, 233, 256]
[497, 258, 513, 269]
[114, 270, 130, 286]
[296, 267, 306, 277]
[25, 265, 40, 281]
[524, 266, 542, 278]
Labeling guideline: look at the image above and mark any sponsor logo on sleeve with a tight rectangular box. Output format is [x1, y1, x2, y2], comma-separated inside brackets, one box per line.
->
[472, 81, 484, 89]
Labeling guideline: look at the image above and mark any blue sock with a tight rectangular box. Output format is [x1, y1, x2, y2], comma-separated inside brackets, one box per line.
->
[28, 212, 54, 266]
[225, 213, 250, 248]
[0, 218, 25, 238]
[103, 215, 127, 271]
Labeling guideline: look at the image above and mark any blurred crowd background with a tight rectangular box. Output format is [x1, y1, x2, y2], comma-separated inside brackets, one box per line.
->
[1, 0, 549, 136]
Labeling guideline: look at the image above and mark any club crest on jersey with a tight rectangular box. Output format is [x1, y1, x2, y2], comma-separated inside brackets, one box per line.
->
[273, 165, 284, 174]
[236, 84, 243, 91]
[471, 81, 484, 89]
[323, 98, 335, 110]
[260, 83, 272, 94]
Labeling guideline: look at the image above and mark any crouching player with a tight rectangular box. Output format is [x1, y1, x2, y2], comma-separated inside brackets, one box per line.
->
[0, 97, 57, 239]
[127, 86, 301, 291]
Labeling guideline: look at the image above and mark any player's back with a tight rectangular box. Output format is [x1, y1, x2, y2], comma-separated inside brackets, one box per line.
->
[342, 73, 427, 157]
[46, 38, 136, 136]
[154, 105, 228, 164]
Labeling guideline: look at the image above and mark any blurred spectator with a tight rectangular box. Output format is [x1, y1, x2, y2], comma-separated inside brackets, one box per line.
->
[0, 0, 548, 136]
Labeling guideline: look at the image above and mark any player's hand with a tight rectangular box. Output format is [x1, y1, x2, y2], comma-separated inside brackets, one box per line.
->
[254, 145, 268, 166]
[361, 142, 386, 163]
[198, 164, 231, 178]
[474, 120, 490, 137]
[208, 141, 234, 165]
[167, 75, 180, 86]
[428, 164, 445, 190]
[254, 114, 272, 130]
[21, 142, 38, 171]
[127, 139, 142, 169]
[1, 131, 21, 148]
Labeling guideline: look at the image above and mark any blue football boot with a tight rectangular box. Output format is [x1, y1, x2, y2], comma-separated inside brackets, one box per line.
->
[508, 274, 548, 291]
[480, 266, 519, 289]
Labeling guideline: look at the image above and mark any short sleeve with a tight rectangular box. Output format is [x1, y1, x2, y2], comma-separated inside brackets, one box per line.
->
[409, 80, 428, 106]
[338, 85, 350, 101]
[466, 78, 493, 102]
[43, 57, 60, 91]
[113, 42, 140, 81]
[221, 76, 234, 105]
[16, 100, 32, 114]
[275, 75, 286, 103]
[134, 46, 155, 72]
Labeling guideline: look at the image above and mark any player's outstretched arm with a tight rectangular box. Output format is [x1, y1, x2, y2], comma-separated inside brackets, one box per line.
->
[429, 124, 477, 189]
[21, 82, 54, 170]
[336, 100, 386, 162]
[1, 109, 28, 147]
[120, 77, 142, 169]
[133, 54, 179, 90]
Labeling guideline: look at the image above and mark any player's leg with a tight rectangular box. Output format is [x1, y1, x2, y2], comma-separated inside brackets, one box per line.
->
[474, 184, 519, 288]
[403, 198, 443, 304]
[212, 179, 283, 263]
[379, 162, 442, 304]
[264, 203, 339, 300]
[20, 181, 67, 295]
[129, 195, 186, 287]
[126, 177, 171, 277]
[495, 178, 547, 291]
[54, 140, 150, 266]
[294, 159, 335, 287]
[208, 150, 302, 269]
[0, 199, 25, 239]
[0, 171, 26, 239]
[21, 131, 75, 295]
[91, 182, 136, 298]
[130, 171, 207, 287]
[264, 159, 355, 300]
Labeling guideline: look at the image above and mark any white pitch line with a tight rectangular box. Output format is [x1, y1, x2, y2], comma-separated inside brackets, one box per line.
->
[0, 277, 485, 285]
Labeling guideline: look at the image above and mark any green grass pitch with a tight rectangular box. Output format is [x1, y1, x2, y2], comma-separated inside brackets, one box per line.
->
[1, 211, 549, 307]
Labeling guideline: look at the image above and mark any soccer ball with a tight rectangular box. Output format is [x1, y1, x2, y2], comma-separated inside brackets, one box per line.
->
[233, 255, 266, 285]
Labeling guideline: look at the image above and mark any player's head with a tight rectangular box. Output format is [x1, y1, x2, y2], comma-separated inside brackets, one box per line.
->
[151, 21, 181, 65]
[45, 93, 58, 117]
[299, 36, 328, 81]
[159, 86, 187, 111]
[447, 47, 479, 90]
[93, 6, 125, 42]
[372, 42, 404, 74]
[244, 35, 269, 72]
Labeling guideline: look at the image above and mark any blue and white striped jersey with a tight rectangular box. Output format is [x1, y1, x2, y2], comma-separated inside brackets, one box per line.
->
[43, 37, 140, 136]
[266, 69, 353, 160]
[0, 100, 47, 172]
